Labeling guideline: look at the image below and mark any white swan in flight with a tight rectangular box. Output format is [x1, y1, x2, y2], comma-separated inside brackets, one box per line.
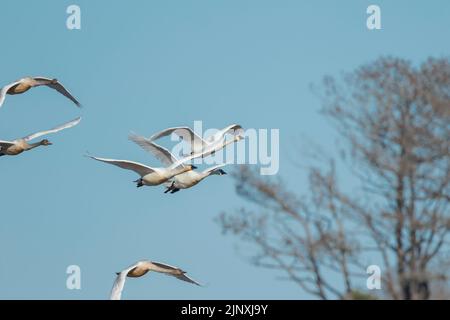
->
[87, 149, 198, 187]
[149, 124, 244, 158]
[111, 260, 201, 300]
[129, 133, 228, 193]
[0, 77, 81, 108]
[0, 117, 81, 157]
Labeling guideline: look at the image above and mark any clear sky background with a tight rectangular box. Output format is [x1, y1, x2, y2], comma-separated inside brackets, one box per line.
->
[0, 1, 449, 299]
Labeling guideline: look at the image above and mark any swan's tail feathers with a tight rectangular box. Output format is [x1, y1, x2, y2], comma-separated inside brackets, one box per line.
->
[134, 178, 144, 188]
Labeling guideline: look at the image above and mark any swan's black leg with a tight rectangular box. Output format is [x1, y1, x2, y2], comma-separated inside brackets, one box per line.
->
[134, 178, 144, 188]
[164, 181, 175, 194]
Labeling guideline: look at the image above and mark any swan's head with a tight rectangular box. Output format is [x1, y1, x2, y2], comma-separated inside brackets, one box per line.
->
[40, 139, 52, 146]
[217, 169, 227, 175]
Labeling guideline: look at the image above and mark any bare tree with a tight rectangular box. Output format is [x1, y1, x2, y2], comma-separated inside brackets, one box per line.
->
[217, 57, 450, 300]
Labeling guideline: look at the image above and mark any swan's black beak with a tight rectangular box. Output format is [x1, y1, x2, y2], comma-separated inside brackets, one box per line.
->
[219, 169, 227, 175]
[191, 165, 198, 170]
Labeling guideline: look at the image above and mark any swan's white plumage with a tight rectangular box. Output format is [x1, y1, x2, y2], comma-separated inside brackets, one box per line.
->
[149, 126, 206, 152]
[206, 124, 243, 143]
[23, 117, 81, 141]
[0, 77, 80, 108]
[110, 264, 138, 300]
[129, 134, 228, 192]
[32, 77, 81, 107]
[202, 163, 227, 175]
[129, 133, 179, 167]
[0, 81, 21, 107]
[0, 117, 81, 156]
[110, 260, 201, 300]
[148, 124, 244, 158]
[87, 156, 156, 176]
[129, 133, 203, 169]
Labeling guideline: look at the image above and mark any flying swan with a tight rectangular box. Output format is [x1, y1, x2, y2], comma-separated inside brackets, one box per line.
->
[129, 133, 228, 193]
[0, 77, 81, 108]
[0, 117, 81, 157]
[149, 124, 244, 158]
[87, 149, 198, 187]
[111, 260, 201, 300]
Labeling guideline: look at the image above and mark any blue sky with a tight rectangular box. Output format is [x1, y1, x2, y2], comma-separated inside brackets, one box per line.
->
[0, 1, 449, 299]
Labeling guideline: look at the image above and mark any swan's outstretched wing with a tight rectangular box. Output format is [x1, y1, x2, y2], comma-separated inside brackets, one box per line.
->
[88, 155, 155, 176]
[110, 263, 139, 300]
[23, 117, 81, 142]
[148, 261, 180, 272]
[33, 77, 81, 107]
[202, 163, 228, 175]
[129, 134, 179, 167]
[150, 261, 201, 286]
[206, 124, 243, 143]
[174, 273, 202, 286]
[0, 81, 21, 108]
[129, 134, 200, 170]
[150, 127, 206, 152]
[0, 140, 14, 151]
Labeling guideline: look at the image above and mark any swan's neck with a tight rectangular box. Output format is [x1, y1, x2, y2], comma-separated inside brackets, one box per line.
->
[202, 169, 222, 178]
[27, 141, 43, 150]
[174, 166, 191, 175]
[197, 171, 210, 179]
